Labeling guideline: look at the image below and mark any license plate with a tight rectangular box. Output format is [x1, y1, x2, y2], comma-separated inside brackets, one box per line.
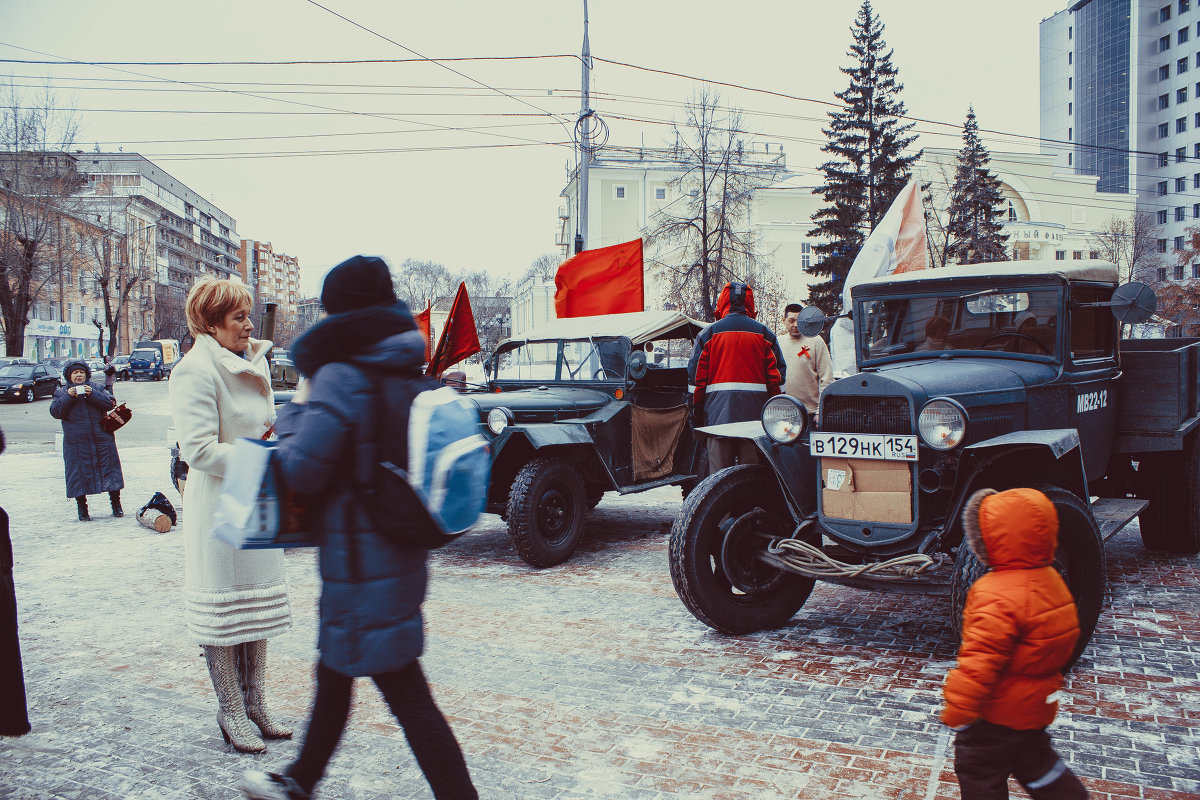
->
[810, 432, 918, 461]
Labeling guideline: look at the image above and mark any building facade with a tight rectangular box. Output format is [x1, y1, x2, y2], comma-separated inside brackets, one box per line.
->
[237, 239, 302, 326]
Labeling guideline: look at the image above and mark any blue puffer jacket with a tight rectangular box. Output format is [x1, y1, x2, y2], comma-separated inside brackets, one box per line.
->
[273, 303, 439, 677]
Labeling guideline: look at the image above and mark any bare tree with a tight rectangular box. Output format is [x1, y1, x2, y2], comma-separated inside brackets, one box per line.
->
[1091, 211, 1162, 284]
[0, 80, 82, 355]
[152, 284, 190, 346]
[458, 268, 512, 360]
[520, 252, 560, 286]
[644, 89, 782, 322]
[80, 202, 157, 357]
[392, 258, 455, 312]
[920, 161, 959, 268]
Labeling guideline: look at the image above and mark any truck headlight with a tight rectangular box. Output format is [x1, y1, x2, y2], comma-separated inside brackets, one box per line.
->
[761, 394, 810, 444]
[487, 407, 514, 435]
[918, 399, 967, 450]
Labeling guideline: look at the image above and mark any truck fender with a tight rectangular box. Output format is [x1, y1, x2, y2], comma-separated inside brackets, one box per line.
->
[487, 427, 612, 512]
[697, 421, 813, 519]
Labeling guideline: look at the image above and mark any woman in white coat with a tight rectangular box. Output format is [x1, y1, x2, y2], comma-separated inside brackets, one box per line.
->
[169, 277, 292, 753]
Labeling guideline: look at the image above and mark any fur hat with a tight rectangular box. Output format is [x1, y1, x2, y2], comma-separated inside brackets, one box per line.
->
[961, 488, 998, 565]
[63, 360, 91, 382]
[320, 255, 397, 315]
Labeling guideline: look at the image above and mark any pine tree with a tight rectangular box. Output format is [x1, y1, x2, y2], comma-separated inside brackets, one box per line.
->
[807, 0, 920, 315]
[945, 107, 1008, 264]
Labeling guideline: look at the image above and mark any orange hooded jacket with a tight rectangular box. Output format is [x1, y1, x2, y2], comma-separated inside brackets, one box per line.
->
[942, 488, 1080, 730]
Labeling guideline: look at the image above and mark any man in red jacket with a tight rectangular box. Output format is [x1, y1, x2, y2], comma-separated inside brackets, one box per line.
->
[687, 281, 785, 472]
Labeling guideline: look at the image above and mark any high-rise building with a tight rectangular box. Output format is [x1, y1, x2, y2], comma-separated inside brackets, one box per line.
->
[237, 239, 301, 326]
[1040, 0, 1196, 271]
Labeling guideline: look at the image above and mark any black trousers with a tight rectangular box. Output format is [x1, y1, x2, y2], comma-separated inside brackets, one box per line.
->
[954, 720, 1088, 800]
[287, 659, 477, 799]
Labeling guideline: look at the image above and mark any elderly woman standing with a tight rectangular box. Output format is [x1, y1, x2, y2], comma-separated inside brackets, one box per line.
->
[169, 277, 292, 754]
[49, 361, 124, 521]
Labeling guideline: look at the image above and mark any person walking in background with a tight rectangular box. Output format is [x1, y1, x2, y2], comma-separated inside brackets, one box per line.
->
[0, 426, 31, 738]
[687, 281, 785, 471]
[943, 487, 1089, 799]
[240, 255, 477, 800]
[169, 277, 293, 754]
[781, 303, 832, 423]
[102, 354, 117, 399]
[49, 361, 125, 521]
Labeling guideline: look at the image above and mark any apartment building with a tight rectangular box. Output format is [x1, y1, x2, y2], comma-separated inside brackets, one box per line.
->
[237, 239, 302, 325]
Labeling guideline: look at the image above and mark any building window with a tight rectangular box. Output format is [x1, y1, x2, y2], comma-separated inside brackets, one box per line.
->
[1176, 263, 1186, 279]
[801, 242, 812, 269]
[1069, 76, 1073, 89]
[1069, 25, 1073, 38]
[1055, 251, 1066, 260]
[1161, 93, 1171, 110]
[1195, 172, 1200, 186]
[1178, 176, 1188, 190]
[614, 185, 626, 199]
[1183, 0, 1192, 13]
[1194, 202, 1200, 217]
[654, 187, 666, 200]
[1178, 206, 1188, 221]
[1090, 251, 1101, 260]
[1164, 4, 1174, 21]
[1162, 64, 1172, 80]
[1069, 101, 1073, 115]
[1178, 146, 1188, 161]
[1176, 235, 1187, 250]
[1161, 151, 1171, 167]
[1159, 267, 1169, 281]
[1008, 201, 1017, 221]
[1073, 251, 1084, 260]
[1160, 180, 1170, 195]
[1160, 122, 1171, 138]
[1069, 51, 1073, 64]
[1068, 152, 1073, 165]
[1162, 34, 1173, 51]
[1158, 238, 1170, 252]
[1182, 27, 1191, 43]
[1160, 209, 1171, 224]
[1182, 56, 1192, 73]
[1180, 116, 1190, 132]
[1069, 127, 1073, 140]
[1181, 87, 1190, 103]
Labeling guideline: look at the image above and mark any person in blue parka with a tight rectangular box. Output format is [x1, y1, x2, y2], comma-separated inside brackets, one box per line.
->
[49, 361, 124, 521]
[239, 255, 476, 800]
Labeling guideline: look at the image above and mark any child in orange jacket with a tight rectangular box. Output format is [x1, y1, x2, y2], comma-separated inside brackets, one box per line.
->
[943, 487, 1088, 799]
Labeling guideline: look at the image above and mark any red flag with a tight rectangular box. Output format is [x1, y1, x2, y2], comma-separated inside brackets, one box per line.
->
[554, 239, 644, 318]
[426, 282, 481, 377]
[414, 306, 432, 362]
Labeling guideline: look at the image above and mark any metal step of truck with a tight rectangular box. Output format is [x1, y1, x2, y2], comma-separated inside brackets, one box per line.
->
[1091, 497, 1148, 543]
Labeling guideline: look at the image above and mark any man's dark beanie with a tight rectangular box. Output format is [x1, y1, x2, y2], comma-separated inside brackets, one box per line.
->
[321, 255, 398, 314]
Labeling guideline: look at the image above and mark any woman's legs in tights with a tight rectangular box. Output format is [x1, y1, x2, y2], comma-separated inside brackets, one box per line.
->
[374, 660, 477, 800]
[285, 661, 353, 794]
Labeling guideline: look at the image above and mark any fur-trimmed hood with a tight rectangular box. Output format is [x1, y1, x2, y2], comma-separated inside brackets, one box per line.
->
[292, 302, 423, 378]
[961, 487, 1058, 570]
[62, 360, 91, 382]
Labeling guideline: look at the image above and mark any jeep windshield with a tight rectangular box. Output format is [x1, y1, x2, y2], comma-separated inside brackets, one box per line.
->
[494, 337, 630, 382]
[857, 286, 1061, 364]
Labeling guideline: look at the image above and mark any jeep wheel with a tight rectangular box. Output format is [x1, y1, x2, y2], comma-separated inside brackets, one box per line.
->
[506, 457, 586, 568]
[669, 465, 813, 634]
[950, 485, 1104, 667]
[1136, 434, 1200, 554]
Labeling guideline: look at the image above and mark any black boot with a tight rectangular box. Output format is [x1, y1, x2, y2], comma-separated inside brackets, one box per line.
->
[76, 496, 91, 522]
[110, 491, 124, 518]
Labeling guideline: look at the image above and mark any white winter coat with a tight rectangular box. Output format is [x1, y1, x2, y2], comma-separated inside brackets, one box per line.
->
[168, 334, 291, 646]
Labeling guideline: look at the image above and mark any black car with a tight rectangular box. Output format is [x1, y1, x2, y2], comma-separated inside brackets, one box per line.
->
[0, 363, 60, 403]
[467, 311, 708, 567]
[39, 357, 73, 386]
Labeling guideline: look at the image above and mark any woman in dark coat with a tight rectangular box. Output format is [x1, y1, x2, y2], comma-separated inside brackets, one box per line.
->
[49, 361, 125, 521]
[240, 256, 476, 800]
[0, 426, 31, 737]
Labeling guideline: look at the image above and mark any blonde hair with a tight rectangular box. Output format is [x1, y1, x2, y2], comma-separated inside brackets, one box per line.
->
[185, 276, 254, 338]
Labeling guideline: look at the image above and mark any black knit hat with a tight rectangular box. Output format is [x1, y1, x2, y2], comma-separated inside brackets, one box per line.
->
[321, 255, 397, 314]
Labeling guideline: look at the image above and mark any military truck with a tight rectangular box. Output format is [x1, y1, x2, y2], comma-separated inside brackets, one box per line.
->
[669, 260, 1194, 662]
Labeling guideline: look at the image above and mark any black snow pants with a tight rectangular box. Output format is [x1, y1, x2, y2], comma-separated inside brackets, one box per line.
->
[954, 720, 1088, 799]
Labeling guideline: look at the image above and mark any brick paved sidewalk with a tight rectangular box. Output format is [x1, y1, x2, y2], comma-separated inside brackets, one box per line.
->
[1, 446, 1197, 799]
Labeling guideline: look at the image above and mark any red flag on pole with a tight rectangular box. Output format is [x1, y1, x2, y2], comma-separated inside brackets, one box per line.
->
[554, 238, 644, 318]
[426, 282, 481, 377]
[414, 306, 432, 363]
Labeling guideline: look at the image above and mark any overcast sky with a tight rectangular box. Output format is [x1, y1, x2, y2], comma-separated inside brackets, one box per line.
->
[2, 0, 1063, 296]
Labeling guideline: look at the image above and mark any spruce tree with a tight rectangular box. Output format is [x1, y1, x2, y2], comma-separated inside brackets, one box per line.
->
[807, 0, 920, 315]
[946, 107, 1009, 264]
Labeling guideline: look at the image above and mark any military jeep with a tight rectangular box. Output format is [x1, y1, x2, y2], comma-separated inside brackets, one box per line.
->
[468, 311, 707, 567]
[670, 260, 1195, 662]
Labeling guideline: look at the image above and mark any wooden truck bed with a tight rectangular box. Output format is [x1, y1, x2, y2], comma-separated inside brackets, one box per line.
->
[1115, 337, 1200, 453]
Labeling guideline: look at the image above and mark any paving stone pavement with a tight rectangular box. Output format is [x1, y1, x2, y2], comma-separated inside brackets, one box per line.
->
[1, 446, 1198, 799]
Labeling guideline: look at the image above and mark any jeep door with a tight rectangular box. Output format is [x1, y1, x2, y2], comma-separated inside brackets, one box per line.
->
[1064, 283, 1119, 481]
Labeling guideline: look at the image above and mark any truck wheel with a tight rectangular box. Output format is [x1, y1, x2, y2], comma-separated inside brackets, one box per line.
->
[1136, 435, 1200, 554]
[585, 487, 605, 510]
[950, 485, 1104, 667]
[679, 444, 710, 500]
[669, 465, 814, 635]
[506, 457, 586, 568]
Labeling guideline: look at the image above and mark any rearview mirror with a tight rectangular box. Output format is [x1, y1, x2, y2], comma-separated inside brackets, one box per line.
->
[1109, 281, 1157, 325]
[796, 306, 828, 338]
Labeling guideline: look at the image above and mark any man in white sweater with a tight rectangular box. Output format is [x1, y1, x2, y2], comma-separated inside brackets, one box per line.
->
[781, 303, 833, 422]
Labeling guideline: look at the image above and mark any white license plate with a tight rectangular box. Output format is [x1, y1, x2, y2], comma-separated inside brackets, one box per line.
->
[810, 432, 918, 461]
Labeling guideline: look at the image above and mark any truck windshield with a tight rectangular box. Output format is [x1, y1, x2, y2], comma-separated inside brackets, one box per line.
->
[132, 349, 158, 361]
[858, 287, 1061, 362]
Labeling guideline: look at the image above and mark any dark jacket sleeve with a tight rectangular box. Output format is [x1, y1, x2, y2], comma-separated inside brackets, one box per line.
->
[87, 384, 115, 409]
[49, 387, 73, 420]
[274, 364, 372, 495]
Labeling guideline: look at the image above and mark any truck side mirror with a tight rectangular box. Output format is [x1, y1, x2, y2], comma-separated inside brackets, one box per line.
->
[796, 306, 829, 338]
[483, 357, 494, 376]
[627, 349, 647, 380]
[1109, 282, 1157, 325]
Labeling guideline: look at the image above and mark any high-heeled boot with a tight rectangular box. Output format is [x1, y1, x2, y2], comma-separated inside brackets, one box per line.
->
[203, 645, 266, 753]
[238, 640, 292, 739]
[76, 496, 91, 522]
[109, 491, 124, 517]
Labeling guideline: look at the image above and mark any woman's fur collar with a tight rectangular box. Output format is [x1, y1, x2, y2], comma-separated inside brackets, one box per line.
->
[961, 488, 998, 566]
[292, 302, 416, 377]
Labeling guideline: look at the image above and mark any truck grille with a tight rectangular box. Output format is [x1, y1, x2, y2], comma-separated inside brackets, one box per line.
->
[821, 395, 912, 435]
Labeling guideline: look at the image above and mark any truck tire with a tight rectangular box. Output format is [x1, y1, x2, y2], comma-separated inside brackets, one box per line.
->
[585, 487, 604, 511]
[1136, 435, 1200, 554]
[506, 457, 587, 568]
[950, 485, 1104, 668]
[669, 465, 814, 635]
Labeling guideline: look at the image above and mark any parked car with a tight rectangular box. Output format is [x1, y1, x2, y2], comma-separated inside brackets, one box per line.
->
[39, 357, 73, 385]
[0, 362, 60, 403]
[269, 351, 300, 391]
[668, 259, 1180, 667]
[111, 355, 131, 381]
[464, 311, 708, 567]
[0, 357, 33, 370]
